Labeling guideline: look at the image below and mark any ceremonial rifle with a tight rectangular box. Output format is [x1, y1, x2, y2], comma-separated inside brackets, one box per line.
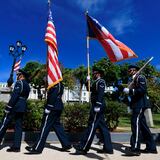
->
[128, 56, 154, 89]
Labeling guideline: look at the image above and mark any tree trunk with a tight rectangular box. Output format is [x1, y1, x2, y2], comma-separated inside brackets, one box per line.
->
[37, 87, 42, 100]
[79, 84, 82, 103]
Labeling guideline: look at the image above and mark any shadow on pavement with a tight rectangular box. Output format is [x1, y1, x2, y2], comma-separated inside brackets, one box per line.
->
[45, 142, 70, 152]
[70, 152, 106, 160]
[112, 142, 128, 154]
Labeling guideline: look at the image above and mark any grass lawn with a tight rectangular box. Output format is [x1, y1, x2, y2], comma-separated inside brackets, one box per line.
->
[118, 115, 131, 128]
[152, 113, 160, 128]
[118, 113, 160, 129]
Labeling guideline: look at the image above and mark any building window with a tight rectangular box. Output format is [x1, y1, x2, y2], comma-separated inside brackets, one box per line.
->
[33, 90, 36, 94]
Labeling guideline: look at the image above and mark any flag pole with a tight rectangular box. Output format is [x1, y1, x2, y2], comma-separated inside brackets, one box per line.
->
[85, 11, 91, 102]
[48, 0, 51, 11]
[44, 0, 52, 97]
[87, 37, 90, 93]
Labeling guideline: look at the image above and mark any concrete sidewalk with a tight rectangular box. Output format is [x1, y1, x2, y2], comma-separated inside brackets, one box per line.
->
[0, 129, 160, 160]
[0, 142, 159, 160]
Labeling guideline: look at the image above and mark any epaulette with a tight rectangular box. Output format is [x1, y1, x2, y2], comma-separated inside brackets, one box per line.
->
[96, 78, 106, 90]
[15, 80, 23, 93]
[136, 74, 147, 84]
[137, 74, 145, 79]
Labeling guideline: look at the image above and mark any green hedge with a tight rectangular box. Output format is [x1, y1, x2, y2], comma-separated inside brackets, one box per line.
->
[104, 101, 127, 131]
[0, 101, 6, 119]
[62, 103, 90, 132]
[23, 100, 45, 131]
[0, 100, 127, 131]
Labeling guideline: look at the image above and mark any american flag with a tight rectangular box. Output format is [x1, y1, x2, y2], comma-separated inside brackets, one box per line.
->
[14, 58, 21, 72]
[45, 10, 63, 89]
[86, 14, 138, 62]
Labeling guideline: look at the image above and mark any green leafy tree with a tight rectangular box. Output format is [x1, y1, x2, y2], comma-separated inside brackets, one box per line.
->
[136, 59, 157, 79]
[73, 65, 87, 102]
[92, 58, 120, 86]
[23, 61, 46, 99]
[148, 77, 160, 112]
[119, 63, 130, 84]
[62, 68, 76, 103]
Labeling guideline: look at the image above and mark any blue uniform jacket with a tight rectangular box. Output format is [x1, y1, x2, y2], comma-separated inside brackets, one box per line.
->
[129, 75, 148, 109]
[91, 78, 106, 111]
[46, 83, 64, 111]
[7, 79, 30, 112]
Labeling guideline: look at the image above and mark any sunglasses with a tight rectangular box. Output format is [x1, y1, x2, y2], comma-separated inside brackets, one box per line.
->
[92, 71, 99, 74]
[16, 73, 22, 76]
[128, 69, 136, 72]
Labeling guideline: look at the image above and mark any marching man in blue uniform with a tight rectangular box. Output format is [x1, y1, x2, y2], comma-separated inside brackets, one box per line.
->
[74, 67, 113, 154]
[123, 65, 157, 156]
[25, 82, 71, 154]
[0, 69, 30, 152]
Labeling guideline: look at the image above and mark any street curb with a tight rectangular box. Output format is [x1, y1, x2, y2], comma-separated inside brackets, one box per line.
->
[2, 131, 160, 143]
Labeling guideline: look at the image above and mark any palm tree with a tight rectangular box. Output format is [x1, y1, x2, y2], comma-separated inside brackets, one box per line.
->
[73, 65, 87, 103]
[62, 68, 76, 103]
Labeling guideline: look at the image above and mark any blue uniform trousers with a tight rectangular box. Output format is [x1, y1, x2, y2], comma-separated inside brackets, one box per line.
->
[33, 110, 70, 152]
[79, 109, 113, 152]
[130, 108, 156, 151]
[0, 112, 24, 149]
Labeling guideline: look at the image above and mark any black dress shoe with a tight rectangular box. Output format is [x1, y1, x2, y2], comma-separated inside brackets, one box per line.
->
[25, 146, 33, 152]
[97, 149, 113, 154]
[75, 149, 87, 155]
[73, 144, 87, 155]
[25, 146, 42, 154]
[6, 147, 20, 152]
[125, 147, 141, 156]
[26, 150, 42, 154]
[141, 148, 158, 154]
[60, 145, 72, 151]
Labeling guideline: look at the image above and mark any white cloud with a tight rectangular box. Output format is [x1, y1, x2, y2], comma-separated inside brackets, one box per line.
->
[71, 0, 107, 13]
[69, 0, 136, 35]
[109, 0, 136, 35]
[110, 11, 134, 35]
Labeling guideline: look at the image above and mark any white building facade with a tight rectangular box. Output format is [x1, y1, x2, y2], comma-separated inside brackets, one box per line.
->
[0, 82, 90, 103]
[0, 82, 116, 103]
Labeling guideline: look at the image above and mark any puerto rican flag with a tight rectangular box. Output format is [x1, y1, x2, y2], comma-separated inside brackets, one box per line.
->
[86, 14, 138, 62]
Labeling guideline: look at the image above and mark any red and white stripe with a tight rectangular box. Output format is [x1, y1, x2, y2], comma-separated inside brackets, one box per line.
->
[14, 59, 21, 72]
[98, 29, 137, 62]
[45, 12, 62, 89]
[86, 15, 138, 62]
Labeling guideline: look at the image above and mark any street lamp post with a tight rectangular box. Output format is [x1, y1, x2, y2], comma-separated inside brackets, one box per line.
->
[7, 40, 27, 87]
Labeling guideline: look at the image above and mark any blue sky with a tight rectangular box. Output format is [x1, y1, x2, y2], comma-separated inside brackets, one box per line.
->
[0, 0, 160, 82]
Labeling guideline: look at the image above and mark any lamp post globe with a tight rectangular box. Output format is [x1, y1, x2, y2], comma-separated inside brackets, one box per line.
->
[7, 41, 27, 87]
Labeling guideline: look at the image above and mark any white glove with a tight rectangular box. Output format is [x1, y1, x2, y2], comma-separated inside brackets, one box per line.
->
[113, 87, 118, 92]
[4, 110, 10, 114]
[86, 76, 90, 81]
[123, 88, 130, 94]
[94, 106, 100, 113]
[132, 74, 136, 79]
[4, 105, 12, 114]
[45, 109, 51, 114]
